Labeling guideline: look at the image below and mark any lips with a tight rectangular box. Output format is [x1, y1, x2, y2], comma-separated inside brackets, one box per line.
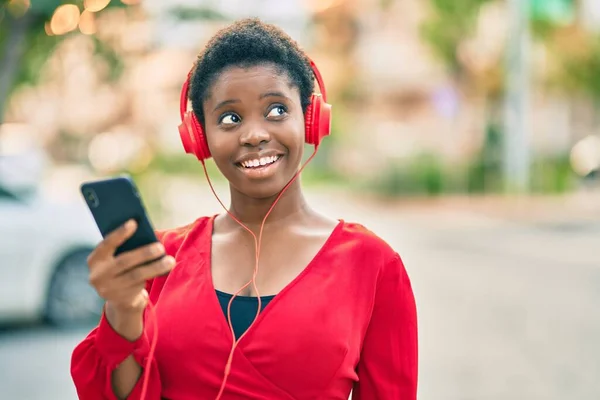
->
[234, 154, 284, 179]
[234, 151, 284, 166]
[239, 155, 281, 169]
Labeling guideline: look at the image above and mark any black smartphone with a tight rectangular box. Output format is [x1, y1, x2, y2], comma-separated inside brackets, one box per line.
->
[80, 175, 159, 256]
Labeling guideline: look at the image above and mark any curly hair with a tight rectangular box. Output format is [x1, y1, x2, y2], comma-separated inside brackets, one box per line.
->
[188, 18, 315, 127]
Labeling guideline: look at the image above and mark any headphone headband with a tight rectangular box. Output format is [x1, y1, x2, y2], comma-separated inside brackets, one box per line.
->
[179, 70, 193, 121]
[309, 59, 327, 103]
[178, 57, 331, 160]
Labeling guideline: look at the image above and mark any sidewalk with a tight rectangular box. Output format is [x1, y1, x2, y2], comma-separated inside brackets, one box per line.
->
[348, 188, 600, 226]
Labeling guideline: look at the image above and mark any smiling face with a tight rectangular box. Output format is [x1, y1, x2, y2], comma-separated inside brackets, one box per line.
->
[202, 63, 306, 199]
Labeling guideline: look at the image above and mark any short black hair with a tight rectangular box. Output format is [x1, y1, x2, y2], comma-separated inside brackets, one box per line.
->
[188, 18, 315, 127]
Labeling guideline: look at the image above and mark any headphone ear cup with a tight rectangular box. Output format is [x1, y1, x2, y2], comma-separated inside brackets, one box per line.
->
[304, 94, 332, 146]
[178, 111, 211, 161]
[304, 101, 315, 145]
[191, 113, 211, 160]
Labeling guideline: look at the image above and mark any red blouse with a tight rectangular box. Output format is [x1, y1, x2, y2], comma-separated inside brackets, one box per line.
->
[71, 216, 418, 399]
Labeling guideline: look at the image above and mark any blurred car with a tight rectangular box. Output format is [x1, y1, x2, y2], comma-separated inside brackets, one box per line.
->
[0, 180, 104, 326]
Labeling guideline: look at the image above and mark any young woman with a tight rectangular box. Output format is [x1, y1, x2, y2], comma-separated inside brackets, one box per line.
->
[71, 18, 418, 400]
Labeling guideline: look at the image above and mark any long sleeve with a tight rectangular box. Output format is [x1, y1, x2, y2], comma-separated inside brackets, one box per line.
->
[70, 303, 162, 400]
[70, 229, 178, 399]
[352, 253, 418, 400]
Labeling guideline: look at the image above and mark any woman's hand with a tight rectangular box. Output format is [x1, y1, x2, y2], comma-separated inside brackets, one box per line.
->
[87, 219, 175, 339]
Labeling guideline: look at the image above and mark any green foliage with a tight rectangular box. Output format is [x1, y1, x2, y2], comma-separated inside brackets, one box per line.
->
[422, 0, 576, 69]
[6, 19, 61, 89]
[27, 0, 129, 16]
[168, 5, 227, 22]
[0, 1, 129, 123]
[90, 35, 124, 82]
[420, 0, 495, 72]
[555, 38, 600, 101]
[530, 0, 575, 25]
[465, 122, 503, 193]
[529, 154, 575, 193]
[368, 153, 448, 197]
[364, 121, 575, 198]
[28, 0, 66, 16]
[144, 152, 224, 180]
[366, 154, 575, 198]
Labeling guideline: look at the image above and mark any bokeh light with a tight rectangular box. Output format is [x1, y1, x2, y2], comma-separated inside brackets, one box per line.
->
[83, 0, 111, 13]
[49, 4, 81, 36]
[6, 0, 31, 18]
[570, 135, 600, 177]
[87, 131, 152, 173]
[79, 10, 97, 35]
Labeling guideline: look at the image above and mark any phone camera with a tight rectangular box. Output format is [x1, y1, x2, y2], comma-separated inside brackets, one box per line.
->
[84, 188, 100, 208]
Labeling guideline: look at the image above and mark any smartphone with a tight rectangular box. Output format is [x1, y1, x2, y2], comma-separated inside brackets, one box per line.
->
[80, 175, 159, 256]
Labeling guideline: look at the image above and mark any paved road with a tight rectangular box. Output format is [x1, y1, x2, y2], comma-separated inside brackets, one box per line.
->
[0, 325, 88, 400]
[0, 188, 598, 400]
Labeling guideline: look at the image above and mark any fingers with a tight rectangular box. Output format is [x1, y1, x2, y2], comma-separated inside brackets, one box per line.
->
[109, 256, 176, 292]
[89, 219, 138, 263]
[92, 256, 174, 306]
[113, 242, 166, 275]
[85, 218, 175, 310]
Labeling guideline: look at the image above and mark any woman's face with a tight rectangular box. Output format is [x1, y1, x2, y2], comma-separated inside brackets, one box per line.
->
[202, 63, 305, 199]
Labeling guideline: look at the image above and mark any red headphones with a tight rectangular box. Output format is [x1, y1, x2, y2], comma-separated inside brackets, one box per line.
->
[178, 59, 332, 161]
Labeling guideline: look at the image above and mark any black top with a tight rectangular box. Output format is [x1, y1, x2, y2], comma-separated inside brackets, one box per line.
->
[216, 290, 276, 339]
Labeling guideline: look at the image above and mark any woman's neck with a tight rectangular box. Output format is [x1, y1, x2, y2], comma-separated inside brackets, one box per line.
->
[224, 180, 309, 231]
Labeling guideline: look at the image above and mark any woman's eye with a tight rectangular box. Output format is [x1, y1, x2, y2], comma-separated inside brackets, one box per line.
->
[220, 114, 240, 125]
[267, 105, 287, 118]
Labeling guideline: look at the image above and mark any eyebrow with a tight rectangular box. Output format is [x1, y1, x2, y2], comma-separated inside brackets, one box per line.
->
[213, 99, 240, 113]
[260, 91, 290, 101]
[212, 92, 290, 113]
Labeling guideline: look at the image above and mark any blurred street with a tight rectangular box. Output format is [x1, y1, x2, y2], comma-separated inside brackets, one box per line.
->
[0, 188, 598, 400]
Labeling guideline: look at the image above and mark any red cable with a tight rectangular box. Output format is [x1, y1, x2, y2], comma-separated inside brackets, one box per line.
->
[140, 300, 158, 399]
[139, 147, 320, 400]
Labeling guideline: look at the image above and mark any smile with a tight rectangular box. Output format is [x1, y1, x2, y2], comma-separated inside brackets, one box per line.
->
[235, 155, 283, 179]
[239, 155, 281, 169]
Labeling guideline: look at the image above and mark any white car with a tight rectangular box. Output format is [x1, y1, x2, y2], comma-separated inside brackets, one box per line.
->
[0, 180, 104, 326]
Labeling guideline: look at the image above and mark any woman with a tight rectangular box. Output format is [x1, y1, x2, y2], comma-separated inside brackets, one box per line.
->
[71, 18, 418, 400]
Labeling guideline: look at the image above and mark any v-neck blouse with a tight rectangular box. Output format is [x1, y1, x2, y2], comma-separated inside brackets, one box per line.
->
[71, 215, 418, 400]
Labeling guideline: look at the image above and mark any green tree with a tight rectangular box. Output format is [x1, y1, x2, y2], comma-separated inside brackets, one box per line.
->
[420, 0, 498, 92]
[0, 0, 131, 125]
[0, 1, 227, 125]
[419, 0, 586, 194]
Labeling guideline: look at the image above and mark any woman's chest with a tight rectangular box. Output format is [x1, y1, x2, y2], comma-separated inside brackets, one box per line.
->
[210, 229, 333, 296]
[151, 259, 374, 398]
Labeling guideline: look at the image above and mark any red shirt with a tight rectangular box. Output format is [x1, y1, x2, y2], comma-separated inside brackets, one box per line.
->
[71, 216, 418, 399]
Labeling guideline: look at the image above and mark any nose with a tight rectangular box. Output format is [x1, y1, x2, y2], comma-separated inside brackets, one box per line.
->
[239, 122, 271, 148]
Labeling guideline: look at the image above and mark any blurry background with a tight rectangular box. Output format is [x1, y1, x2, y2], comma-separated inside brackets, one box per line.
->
[0, 0, 599, 399]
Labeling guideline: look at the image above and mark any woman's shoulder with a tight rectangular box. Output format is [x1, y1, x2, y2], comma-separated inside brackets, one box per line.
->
[145, 215, 214, 297]
[336, 219, 399, 263]
[155, 215, 214, 256]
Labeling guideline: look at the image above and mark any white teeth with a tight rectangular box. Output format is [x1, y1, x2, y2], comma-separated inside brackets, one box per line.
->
[241, 156, 279, 168]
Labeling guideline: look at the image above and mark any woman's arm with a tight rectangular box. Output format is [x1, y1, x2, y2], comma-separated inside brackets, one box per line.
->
[70, 307, 162, 400]
[352, 253, 418, 400]
[105, 304, 145, 399]
[71, 284, 164, 400]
